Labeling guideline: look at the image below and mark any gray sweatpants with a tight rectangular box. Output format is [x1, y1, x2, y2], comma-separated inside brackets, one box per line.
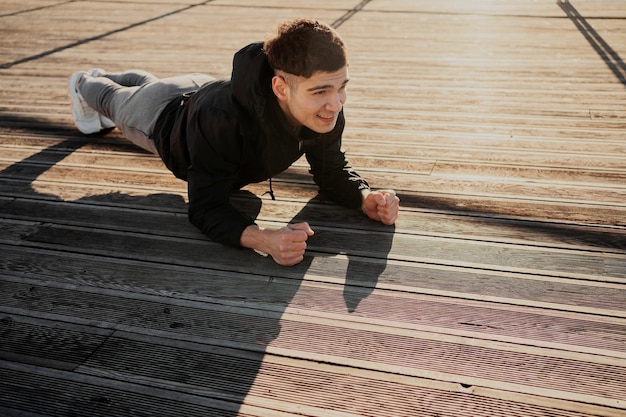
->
[79, 70, 214, 154]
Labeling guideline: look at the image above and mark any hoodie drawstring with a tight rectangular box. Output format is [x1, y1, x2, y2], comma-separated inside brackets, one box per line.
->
[264, 177, 276, 200]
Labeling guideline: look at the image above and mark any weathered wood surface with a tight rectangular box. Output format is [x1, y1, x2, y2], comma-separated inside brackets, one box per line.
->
[1, 0, 625, 416]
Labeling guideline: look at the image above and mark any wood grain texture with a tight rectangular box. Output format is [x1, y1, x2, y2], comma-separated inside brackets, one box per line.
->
[1, 0, 625, 416]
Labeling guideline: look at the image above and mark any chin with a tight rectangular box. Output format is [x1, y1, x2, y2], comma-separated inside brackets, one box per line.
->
[309, 119, 337, 134]
[312, 126, 335, 134]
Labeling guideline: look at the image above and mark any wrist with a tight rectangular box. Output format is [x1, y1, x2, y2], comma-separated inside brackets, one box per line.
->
[360, 188, 371, 213]
[240, 224, 269, 251]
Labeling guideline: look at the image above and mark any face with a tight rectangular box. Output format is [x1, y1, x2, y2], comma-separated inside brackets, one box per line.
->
[272, 66, 349, 134]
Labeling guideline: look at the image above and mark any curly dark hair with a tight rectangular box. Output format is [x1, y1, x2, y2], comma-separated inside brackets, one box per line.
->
[263, 18, 347, 78]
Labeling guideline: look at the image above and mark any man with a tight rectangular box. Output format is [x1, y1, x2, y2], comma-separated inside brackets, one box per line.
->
[68, 18, 400, 266]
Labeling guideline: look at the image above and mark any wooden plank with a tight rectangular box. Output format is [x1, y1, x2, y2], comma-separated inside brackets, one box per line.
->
[3, 242, 624, 355]
[3, 187, 623, 314]
[79, 333, 625, 417]
[0, 363, 251, 417]
[6, 140, 626, 186]
[5, 350, 615, 417]
[4, 259, 626, 359]
[3, 279, 625, 413]
[0, 315, 111, 371]
[2, 139, 625, 228]
[3, 132, 625, 186]
[3, 154, 626, 215]
[0, 0, 68, 18]
[3, 169, 626, 227]
[2, 210, 624, 284]
[0, 1, 185, 66]
[3, 193, 625, 253]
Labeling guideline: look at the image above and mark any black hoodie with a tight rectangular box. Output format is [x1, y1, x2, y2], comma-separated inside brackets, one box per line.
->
[152, 42, 369, 247]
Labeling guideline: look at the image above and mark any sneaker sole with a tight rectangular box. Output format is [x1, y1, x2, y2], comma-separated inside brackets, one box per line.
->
[68, 71, 101, 134]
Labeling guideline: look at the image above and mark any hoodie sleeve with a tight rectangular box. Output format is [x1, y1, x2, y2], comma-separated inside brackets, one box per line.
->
[186, 105, 256, 248]
[305, 113, 370, 208]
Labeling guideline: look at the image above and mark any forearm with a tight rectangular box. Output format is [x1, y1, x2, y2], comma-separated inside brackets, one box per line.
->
[188, 203, 254, 248]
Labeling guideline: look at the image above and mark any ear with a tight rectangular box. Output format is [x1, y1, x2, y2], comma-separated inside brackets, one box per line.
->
[271, 75, 289, 101]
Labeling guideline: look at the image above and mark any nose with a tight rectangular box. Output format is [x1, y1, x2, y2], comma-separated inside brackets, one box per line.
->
[326, 91, 345, 112]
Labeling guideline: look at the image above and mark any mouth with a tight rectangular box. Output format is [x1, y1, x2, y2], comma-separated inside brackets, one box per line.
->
[317, 113, 336, 123]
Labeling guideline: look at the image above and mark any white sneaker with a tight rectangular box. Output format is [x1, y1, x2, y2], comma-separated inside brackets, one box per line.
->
[87, 67, 106, 77]
[68, 71, 101, 134]
[87, 68, 116, 129]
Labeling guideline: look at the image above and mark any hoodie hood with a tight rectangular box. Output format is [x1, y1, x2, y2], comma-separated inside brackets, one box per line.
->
[231, 42, 274, 118]
[230, 41, 342, 144]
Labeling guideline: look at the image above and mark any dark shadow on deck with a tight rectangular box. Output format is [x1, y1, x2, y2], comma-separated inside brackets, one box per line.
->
[0, 123, 393, 415]
[401, 193, 626, 251]
[559, 0, 626, 88]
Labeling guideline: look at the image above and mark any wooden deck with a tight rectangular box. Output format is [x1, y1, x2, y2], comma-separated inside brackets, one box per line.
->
[1, 0, 626, 415]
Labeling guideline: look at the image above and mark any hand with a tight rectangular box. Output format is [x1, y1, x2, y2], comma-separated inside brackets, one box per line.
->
[362, 189, 400, 225]
[269, 222, 315, 266]
[241, 222, 314, 266]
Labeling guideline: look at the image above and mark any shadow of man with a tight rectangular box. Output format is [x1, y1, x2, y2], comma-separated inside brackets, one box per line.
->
[273, 193, 395, 313]
[0, 136, 395, 416]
